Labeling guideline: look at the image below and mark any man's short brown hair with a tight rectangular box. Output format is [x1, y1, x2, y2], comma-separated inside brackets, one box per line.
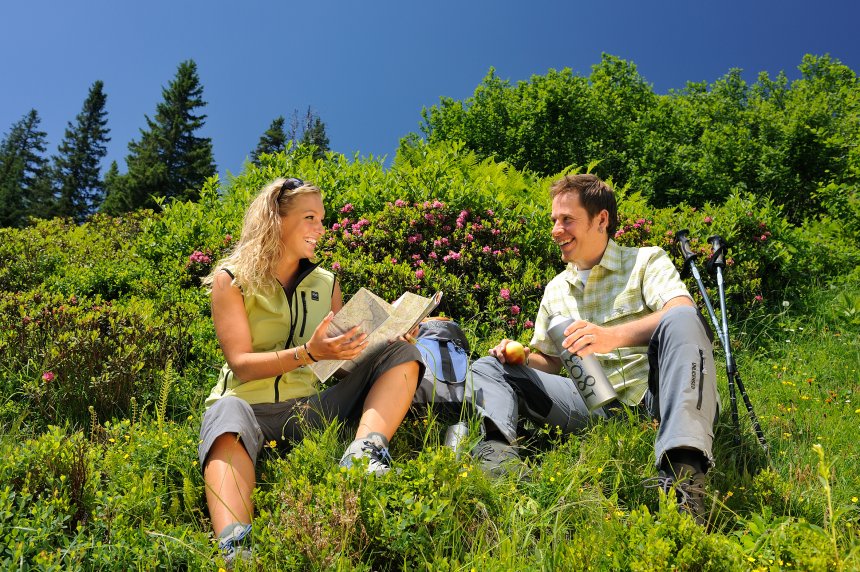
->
[550, 174, 618, 237]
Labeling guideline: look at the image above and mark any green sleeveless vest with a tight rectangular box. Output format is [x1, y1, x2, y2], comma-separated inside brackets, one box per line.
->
[205, 260, 335, 407]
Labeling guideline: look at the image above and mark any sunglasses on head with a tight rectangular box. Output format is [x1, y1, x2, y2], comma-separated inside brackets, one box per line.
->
[276, 177, 305, 203]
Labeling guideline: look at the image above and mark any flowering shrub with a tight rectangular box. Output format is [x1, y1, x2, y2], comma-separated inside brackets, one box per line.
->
[184, 249, 214, 284]
[320, 198, 558, 344]
[611, 189, 834, 308]
[0, 144, 858, 570]
[0, 290, 199, 426]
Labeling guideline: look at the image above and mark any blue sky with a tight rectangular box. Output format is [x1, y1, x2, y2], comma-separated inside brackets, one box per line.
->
[3, 1, 859, 180]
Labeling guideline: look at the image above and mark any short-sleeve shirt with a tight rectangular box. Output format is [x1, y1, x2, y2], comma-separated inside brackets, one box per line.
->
[530, 240, 691, 405]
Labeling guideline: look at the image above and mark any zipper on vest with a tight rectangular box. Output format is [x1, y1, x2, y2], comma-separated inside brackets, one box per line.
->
[299, 291, 308, 338]
[283, 288, 298, 347]
[221, 369, 232, 396]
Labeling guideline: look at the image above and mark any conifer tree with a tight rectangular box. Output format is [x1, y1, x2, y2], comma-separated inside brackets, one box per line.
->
[0, 109, 51, 227]
[300, 112, 330, 160]
[250, 116, 288, 165]
[99, 161, 129, 215]
[281, 107, 331, 161]
[104, 60, 215, 213]
[51, 80, 110, 222]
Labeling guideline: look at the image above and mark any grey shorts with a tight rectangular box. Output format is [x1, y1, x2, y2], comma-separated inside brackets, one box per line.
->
[198, 341, 423, 469]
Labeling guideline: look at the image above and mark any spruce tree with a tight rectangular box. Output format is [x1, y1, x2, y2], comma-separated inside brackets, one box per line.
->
[104, 60, 215, 213]
[99, 161, 129, 215]
[300, 113, 330, 160]
[51, 80, 110, 222]
[250, 116, 288, 165]
[283, 106, 330, 160]
[0, 109, 51, 227]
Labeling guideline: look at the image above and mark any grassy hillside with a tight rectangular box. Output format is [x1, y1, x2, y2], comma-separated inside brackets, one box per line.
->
[1, 144, 858, 570]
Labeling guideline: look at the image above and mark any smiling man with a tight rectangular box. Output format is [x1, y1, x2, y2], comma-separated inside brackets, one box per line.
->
[469, 174, 719, 526]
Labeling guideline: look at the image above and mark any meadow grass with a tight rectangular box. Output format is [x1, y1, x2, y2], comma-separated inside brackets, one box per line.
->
[1, 284, 858, 570]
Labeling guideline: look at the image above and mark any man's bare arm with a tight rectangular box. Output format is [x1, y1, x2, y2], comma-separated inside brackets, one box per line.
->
[565, 295, 694, 357]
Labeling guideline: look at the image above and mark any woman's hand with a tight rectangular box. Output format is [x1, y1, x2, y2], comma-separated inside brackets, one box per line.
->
[305, 312, 369, 361]
[397, 324, 420, 344]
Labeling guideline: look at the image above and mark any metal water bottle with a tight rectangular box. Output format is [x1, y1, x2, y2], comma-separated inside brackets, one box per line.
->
[443, 421, 470, 458]
[547, 314, 617, 411]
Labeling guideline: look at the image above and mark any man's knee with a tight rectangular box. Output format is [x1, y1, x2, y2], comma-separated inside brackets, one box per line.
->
[656, 305, 712, 346]
[470, 355, 506, 380]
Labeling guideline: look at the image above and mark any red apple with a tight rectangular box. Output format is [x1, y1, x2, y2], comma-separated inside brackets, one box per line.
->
[503, 341, 526, 365]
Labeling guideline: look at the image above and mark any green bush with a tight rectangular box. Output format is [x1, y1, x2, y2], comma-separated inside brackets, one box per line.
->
[0, 290, 199, 427]
[0, 419, 210, 570]
[0, 143, 858, 569]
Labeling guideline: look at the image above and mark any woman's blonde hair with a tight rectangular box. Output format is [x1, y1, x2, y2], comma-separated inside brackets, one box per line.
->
[204, 177, 322, 294]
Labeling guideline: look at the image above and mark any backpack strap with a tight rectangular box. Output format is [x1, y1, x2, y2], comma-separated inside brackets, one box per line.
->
[438, 342, 456, 383]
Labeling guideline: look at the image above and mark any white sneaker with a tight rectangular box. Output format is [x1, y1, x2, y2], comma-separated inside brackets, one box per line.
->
[339, 433, 392, 476]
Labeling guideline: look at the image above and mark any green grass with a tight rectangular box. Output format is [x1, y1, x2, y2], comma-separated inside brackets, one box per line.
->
[1, 285, 858, 571]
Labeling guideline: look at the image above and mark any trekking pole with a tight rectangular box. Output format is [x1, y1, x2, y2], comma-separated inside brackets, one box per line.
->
[675, 230, 741, 444]
[706, 235, 768, 452]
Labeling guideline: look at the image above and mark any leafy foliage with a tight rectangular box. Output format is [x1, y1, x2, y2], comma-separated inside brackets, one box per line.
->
[422, 54, 860, 223]
[0, 127, 857, 569]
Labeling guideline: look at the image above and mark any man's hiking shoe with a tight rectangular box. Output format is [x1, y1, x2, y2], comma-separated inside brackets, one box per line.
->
[472, 439, 522, 477]
[218, 523, 252, 569]
[339, 433, 392, 476]
[645, 462, 708, 526]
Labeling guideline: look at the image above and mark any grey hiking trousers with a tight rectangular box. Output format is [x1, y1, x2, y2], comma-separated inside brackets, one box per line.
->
[469, 306, 719, 468]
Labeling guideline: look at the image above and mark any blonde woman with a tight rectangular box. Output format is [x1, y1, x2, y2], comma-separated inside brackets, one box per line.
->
[198, 177, 421, 565]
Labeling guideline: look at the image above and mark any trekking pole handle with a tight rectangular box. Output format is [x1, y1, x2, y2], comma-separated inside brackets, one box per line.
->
[707, 235, 727, 272]
[675, 229, 698, 269]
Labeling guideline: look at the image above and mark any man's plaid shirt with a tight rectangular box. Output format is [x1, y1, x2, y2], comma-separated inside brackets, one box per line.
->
[530, 240, 692, 405]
